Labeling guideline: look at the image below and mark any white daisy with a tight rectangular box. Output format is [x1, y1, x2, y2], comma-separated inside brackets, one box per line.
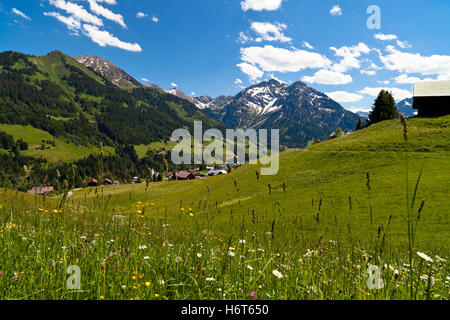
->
[272, 270, 283, 279]
[417, 251, 433, 263]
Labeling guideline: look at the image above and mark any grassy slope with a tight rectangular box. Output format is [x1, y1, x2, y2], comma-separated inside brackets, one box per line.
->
[0, 124, 114, 162]
[1, 116, 449, 300]
[73, 116, 450, 250]
[30, 51, 106, 89]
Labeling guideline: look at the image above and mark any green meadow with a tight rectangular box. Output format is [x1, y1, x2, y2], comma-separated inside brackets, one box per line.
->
[0, 124, 115, 162]
[0, 116, 448, 300]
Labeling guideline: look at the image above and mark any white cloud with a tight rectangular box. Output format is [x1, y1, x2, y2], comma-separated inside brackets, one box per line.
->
[241, 0, 284, 12]
[359, 87, 412, 101]
[45, 0, 142, 52]
[330, 5, 342, 16]
[49, 0, 103, 26]
[82, 24, 142, 52]
[250, 22, 291, 43]
[235, 78, 243, 85]
[396, 40, 411, 49]
[302, 69, 352, 85]
[44, 12, 81, 31]
[368, 63, 381, 70]
[96, 0, 117, 4]
[330, 42, 371, 73]
[171, 82, 178, 87]
[326, 91, 364, 103]
[136, 12, 158, 22]
[12, 8, 31, 20]
[238, 32, 253, 44]
[240, 45, 330, 73]
[302, 41, 314, 50]
[136, 12, 148, 18]
[394, 74, 435, 84]
[237, 63, 264, 81]
[141, 78, 149, 82]
[87, 0, 126, 28]
[361, 69, 376, 76]
[374, 33, 397, 41]
[269, 73, 285, 83]
[379, 46, 450, 79]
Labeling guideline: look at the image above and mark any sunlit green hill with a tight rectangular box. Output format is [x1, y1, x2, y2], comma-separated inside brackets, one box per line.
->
[70, 116, 450, 249]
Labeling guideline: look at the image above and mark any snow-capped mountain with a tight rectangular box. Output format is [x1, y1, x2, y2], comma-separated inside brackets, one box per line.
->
[75, 55, 142, 88]
[397, 97, 415, 117]
[194, 80, 360, 147]
[166, 88, 233, 110]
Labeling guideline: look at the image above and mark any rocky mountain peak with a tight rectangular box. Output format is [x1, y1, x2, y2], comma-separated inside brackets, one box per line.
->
[74, 54, 142, 88]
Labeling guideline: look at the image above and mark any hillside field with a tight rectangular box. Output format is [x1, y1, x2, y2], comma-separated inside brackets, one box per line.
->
[0, 124, 115, 162]
[0, 116, 448, 300]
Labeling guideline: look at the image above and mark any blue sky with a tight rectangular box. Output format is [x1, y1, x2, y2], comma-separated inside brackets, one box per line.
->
[1, 0, 450, 111]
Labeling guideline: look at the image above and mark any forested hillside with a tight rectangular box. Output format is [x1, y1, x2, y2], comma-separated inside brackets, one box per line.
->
[0, 50, 224, 147]
[0, 50, 225, 191]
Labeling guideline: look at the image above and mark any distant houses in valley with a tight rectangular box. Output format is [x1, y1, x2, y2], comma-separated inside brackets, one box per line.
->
[168, 164, 234, 181]
[413, 80, 450, 117]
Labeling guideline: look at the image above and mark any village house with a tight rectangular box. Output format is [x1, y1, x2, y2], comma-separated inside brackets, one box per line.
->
[87, 179, 99, 187]
[175, 171, 196, 180]
[413, 80, 450, 117]
[208, 169, 228, 177]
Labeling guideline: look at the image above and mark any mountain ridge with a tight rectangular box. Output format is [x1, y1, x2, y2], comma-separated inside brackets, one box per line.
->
[170, 79, 360, 147]
[75, 54, 142, 88]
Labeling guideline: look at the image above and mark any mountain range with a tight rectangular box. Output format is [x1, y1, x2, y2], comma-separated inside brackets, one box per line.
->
[167, 80, 360, 147]
[0, 50, 368, 150]
[74, 53, 361, 147]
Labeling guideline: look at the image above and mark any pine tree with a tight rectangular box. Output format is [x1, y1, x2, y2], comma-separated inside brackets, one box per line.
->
[355, 117, 364, 131]
[368, 90, 398, 124]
